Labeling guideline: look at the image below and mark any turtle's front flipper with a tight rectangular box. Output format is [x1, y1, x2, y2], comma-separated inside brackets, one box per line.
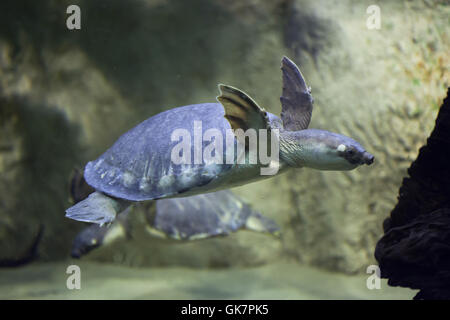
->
[65, 191, 130, 226]
[217, 84, 271, 150]
[280, 56, 314, 131]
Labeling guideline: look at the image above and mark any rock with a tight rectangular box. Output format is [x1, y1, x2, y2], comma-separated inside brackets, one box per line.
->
[376, 209, 450, 298]
[375, 88, 450, 299]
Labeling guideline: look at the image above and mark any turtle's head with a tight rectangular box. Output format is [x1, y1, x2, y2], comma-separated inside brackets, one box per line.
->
[280, 129, 374, 171]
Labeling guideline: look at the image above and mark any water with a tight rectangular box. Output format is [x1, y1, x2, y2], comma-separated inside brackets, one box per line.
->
[0, 0, 448, 300]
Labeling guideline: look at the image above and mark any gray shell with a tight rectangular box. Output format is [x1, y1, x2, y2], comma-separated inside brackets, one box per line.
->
[85, 103, 280, 201]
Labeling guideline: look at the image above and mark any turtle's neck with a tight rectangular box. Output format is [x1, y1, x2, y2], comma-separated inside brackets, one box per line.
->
[279, 129, 334, 168]
[279, 131, 304, 167]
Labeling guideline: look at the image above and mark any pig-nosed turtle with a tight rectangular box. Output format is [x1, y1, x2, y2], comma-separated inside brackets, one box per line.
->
[66, 56, 374, 225]
[71, 190, 279, 258]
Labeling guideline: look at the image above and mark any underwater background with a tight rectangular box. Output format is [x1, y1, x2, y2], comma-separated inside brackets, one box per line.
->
[0, 0, 448, 299]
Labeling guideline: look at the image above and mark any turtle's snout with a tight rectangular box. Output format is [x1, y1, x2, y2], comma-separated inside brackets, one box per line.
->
[363, 152, 374, 165]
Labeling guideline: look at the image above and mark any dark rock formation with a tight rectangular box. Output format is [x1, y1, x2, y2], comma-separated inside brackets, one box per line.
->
[375, 88, 450, 299]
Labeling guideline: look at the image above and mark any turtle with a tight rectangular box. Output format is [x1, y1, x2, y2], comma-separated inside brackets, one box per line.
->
[66, 56, 374, 225]
[71, 190, 280, 258]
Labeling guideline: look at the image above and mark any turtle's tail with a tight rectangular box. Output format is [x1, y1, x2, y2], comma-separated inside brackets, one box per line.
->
[65, 191, 130, 226]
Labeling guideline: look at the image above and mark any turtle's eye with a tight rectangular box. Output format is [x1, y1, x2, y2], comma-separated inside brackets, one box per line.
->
[337, 144, 347, 152]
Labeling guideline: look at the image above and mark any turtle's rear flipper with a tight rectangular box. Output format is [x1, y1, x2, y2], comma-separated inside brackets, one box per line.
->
[65, 191, 129, 226]
[245, 212, 280, 237]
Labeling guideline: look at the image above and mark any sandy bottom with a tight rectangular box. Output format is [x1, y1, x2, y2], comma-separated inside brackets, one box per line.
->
[0, 261, 416, 299]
